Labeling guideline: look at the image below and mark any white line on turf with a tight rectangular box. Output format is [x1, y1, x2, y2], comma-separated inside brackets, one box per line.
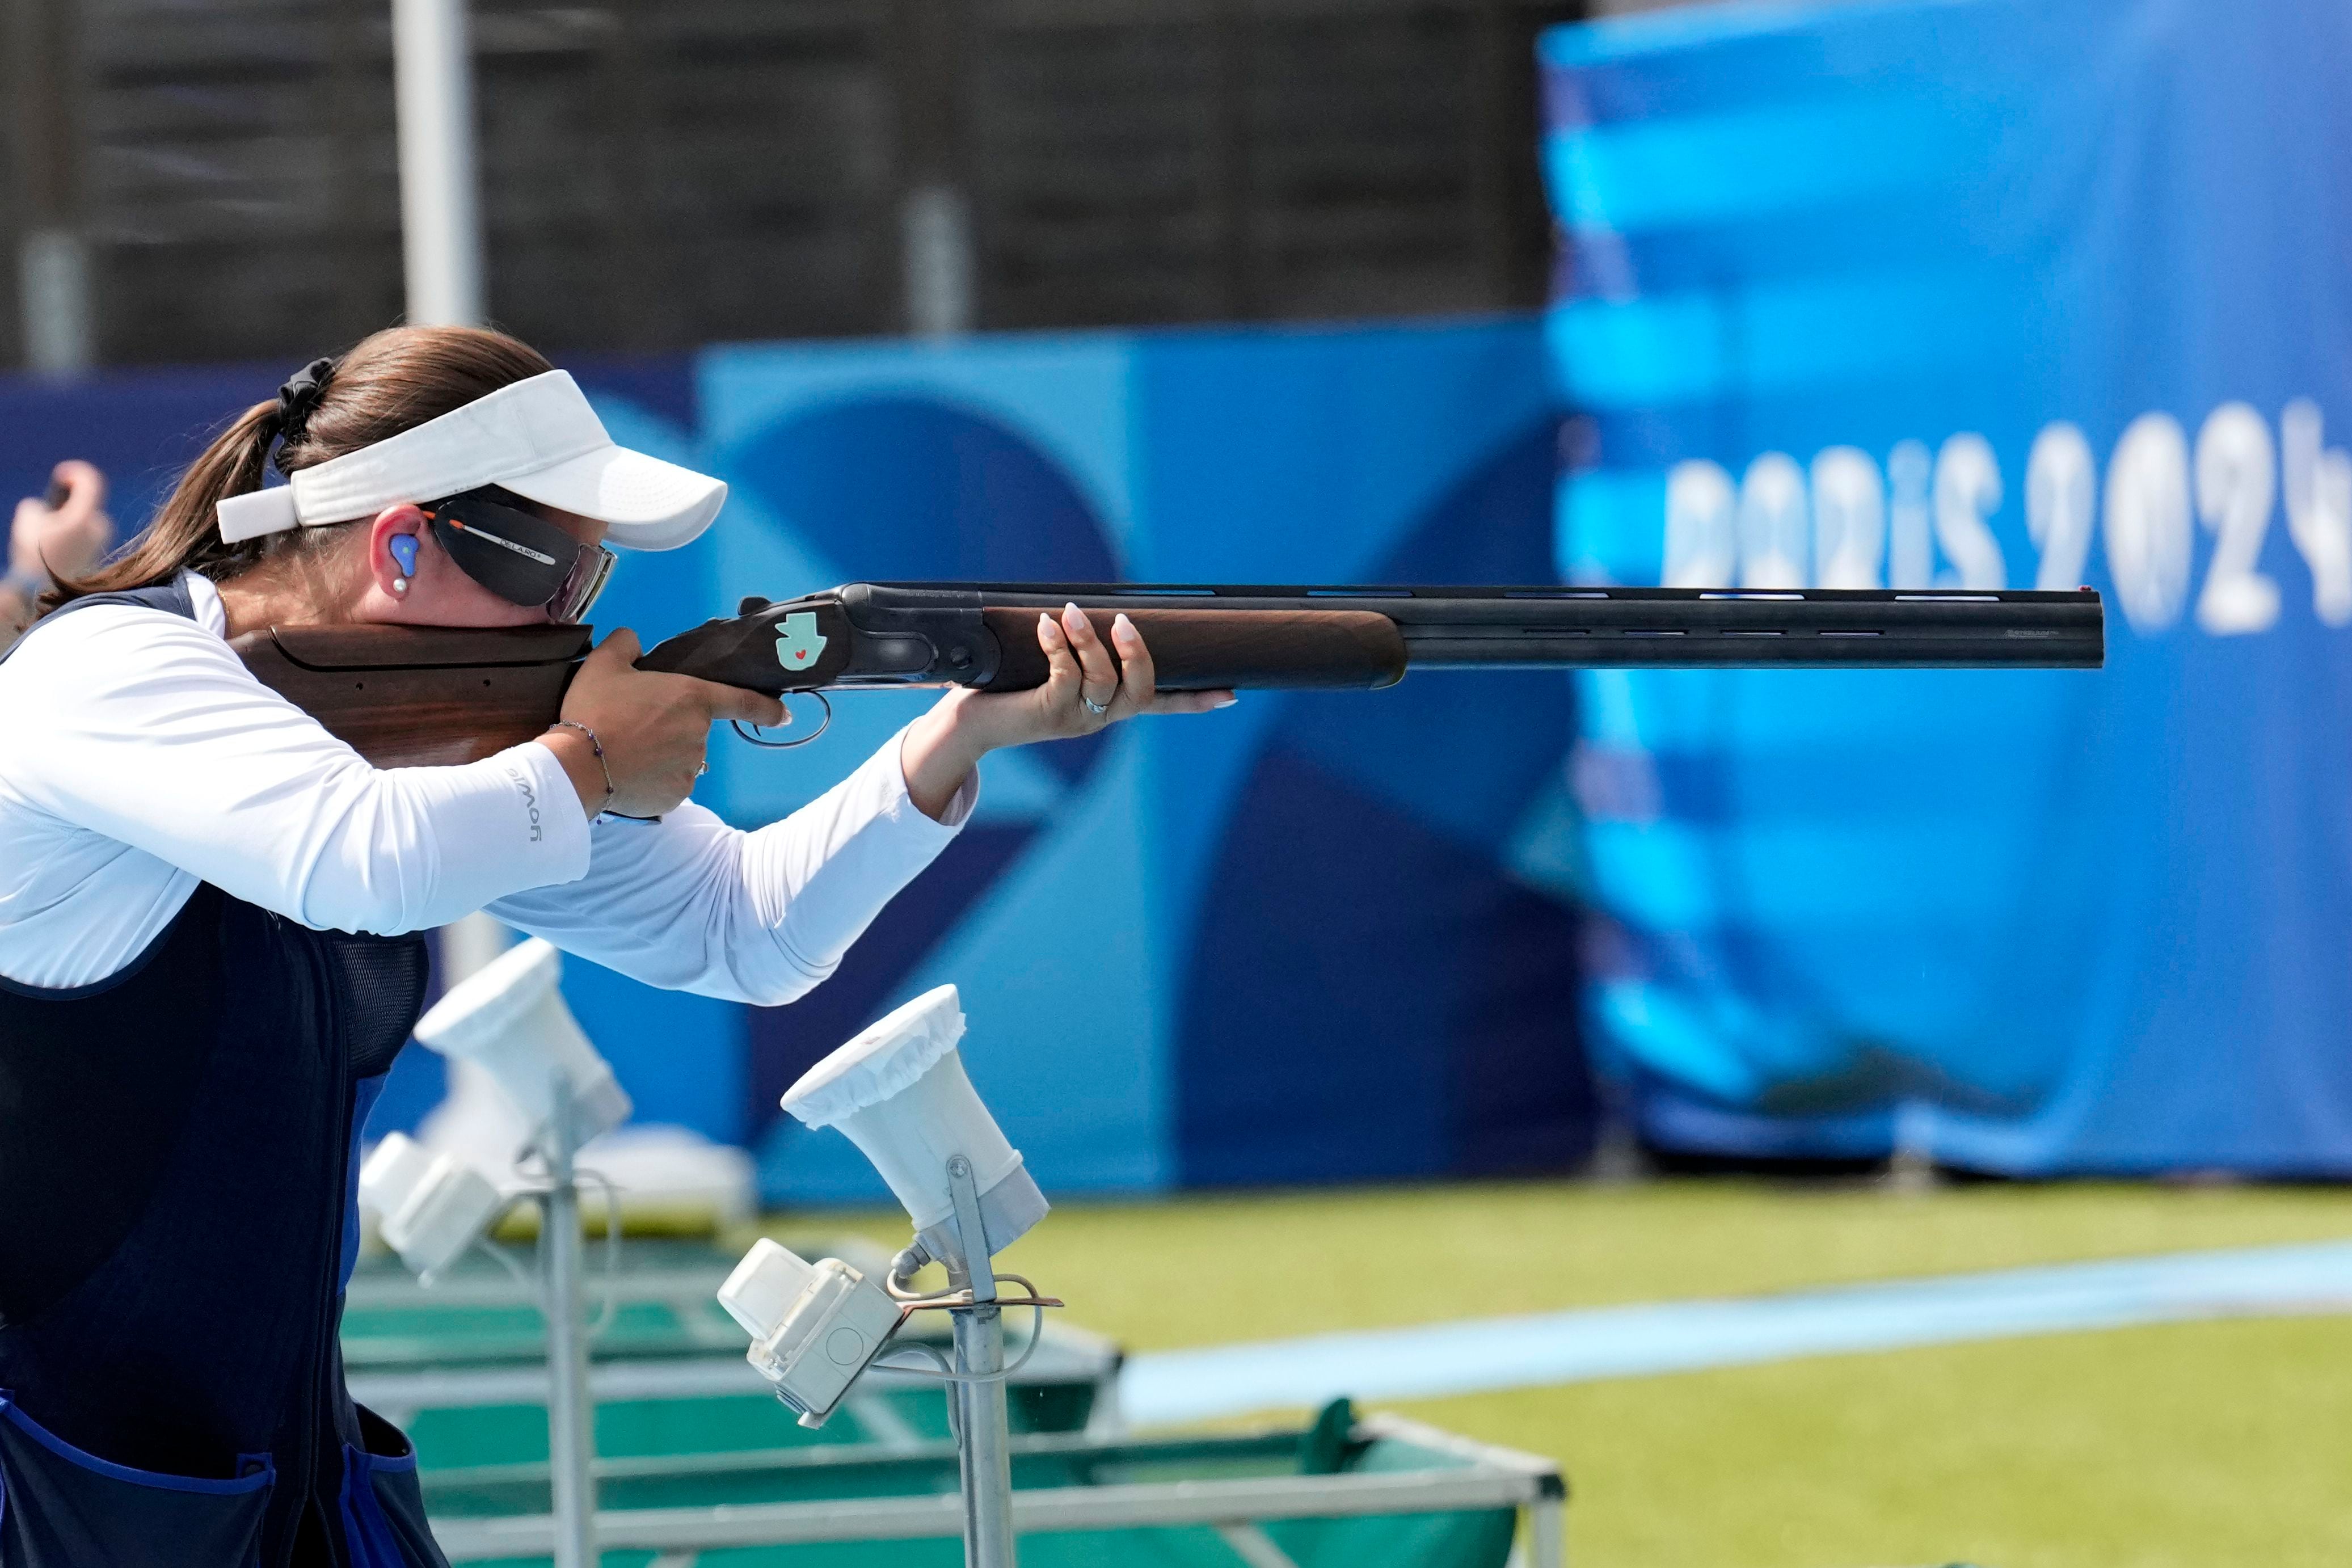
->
[1120, 1239, 2352, 1426]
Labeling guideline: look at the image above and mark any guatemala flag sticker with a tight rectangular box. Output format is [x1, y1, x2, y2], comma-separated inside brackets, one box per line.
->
[774, 612, 828, 672]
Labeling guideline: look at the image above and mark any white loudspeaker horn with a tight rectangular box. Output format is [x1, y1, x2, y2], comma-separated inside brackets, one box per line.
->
[781, 984, 1046, 1267]
[413, 938, 631, 1158]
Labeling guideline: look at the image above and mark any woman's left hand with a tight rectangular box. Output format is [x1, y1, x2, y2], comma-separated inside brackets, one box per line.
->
[900, 601, 1236, 820]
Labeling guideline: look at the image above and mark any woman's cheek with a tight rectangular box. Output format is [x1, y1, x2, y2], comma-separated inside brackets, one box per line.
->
[420, 557, 545, 627]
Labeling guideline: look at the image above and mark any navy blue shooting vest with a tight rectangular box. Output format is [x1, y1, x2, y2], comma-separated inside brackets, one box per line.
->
[0, 583, 448, 1567]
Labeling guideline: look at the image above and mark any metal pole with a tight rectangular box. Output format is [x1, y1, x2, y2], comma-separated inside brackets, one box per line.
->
[541, 1110, 597, 1568]
[1530, 1494, 1567, 1568]
[391, 0, 486, 327]
[890, 0, 976, 338]
[900, 184, 975, 339]
[9, 0, 94, 373]
[945, 1155, 1016, 1568]
[952, 1306, 1014, 1566]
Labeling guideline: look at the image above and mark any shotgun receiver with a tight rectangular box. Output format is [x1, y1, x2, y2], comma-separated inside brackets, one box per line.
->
[229, 581, 2105, 769]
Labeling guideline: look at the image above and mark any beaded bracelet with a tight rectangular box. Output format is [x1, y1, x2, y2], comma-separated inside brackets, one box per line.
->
[549, 719, 616, 812]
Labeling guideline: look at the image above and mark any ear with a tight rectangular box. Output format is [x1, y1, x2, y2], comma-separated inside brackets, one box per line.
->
[364, 503, 428, 597]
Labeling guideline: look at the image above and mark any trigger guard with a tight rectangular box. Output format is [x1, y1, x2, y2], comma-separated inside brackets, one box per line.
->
[731, 690, 832, 749]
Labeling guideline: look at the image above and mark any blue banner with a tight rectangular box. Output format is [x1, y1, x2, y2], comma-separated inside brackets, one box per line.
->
[1542, 0, 2352, 1170]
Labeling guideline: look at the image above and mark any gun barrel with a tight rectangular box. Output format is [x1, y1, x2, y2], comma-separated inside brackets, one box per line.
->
[871, 583, 2105, 671]
[1388, 589, 2102, 669]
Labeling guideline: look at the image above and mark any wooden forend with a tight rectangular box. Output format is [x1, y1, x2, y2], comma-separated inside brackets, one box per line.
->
[978, 607, 1406, 692]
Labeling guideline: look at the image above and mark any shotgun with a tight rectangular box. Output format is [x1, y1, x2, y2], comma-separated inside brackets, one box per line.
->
[229, 581, 2105, 769]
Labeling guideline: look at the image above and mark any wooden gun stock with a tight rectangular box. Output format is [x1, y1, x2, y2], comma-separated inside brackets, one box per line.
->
[230, 622, 589, 769]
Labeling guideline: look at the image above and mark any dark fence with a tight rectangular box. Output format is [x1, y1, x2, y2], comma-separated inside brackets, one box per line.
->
[2, 0, 1578, 369]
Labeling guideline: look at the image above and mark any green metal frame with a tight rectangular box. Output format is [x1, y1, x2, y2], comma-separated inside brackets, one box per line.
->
[424, 1413, 1566, 1568]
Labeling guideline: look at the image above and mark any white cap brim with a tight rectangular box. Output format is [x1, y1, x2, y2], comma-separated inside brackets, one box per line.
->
[498, 444, 725, 553]
[217, 369, 726, 551]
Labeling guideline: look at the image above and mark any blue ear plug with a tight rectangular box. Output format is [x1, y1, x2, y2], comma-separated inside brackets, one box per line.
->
[387, 534, 419, 580]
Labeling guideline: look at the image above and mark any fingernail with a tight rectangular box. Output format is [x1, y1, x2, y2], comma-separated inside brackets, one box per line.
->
[1112, 613, 1136, 640]
[1038, 613, 1061, 643]
[1215, 693, 1240, 707]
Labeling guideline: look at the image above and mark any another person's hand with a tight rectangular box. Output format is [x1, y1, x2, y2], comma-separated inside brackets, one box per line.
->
[541, 628, 788, 819]
[10, 461, 114, 585]
[3, 461, 115, 643]
[900, 602, 1237, 820]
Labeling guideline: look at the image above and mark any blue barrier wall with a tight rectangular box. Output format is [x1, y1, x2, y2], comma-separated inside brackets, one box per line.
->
[1542, 0, 2352, 1172]
[0, 317, 1596, 1200]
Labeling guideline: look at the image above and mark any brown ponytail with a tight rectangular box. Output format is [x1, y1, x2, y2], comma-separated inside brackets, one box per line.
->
[43, 325, 556, 616]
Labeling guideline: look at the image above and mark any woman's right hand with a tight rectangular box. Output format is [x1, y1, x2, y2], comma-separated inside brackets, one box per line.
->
[541, 628, 787, 818]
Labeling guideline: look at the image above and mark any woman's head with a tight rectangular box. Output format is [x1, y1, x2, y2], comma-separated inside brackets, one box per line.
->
[45, 325, 572, 623]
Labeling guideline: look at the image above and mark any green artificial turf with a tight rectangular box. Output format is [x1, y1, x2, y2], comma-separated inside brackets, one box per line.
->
[1398, 1314, 2352, 1568]
[782, 1178, 2352, 1565]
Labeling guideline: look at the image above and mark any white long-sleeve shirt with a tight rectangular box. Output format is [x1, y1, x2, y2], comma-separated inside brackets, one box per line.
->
[0, 573, 972, 998]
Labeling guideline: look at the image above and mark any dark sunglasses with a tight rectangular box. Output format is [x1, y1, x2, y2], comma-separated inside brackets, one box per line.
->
[418, 486, 615, 624]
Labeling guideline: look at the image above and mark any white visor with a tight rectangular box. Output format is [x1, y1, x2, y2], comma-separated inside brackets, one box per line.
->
[216, 369, 724, 551]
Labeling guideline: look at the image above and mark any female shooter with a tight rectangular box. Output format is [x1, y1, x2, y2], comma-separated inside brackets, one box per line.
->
[0, 326, 1228, 1568]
